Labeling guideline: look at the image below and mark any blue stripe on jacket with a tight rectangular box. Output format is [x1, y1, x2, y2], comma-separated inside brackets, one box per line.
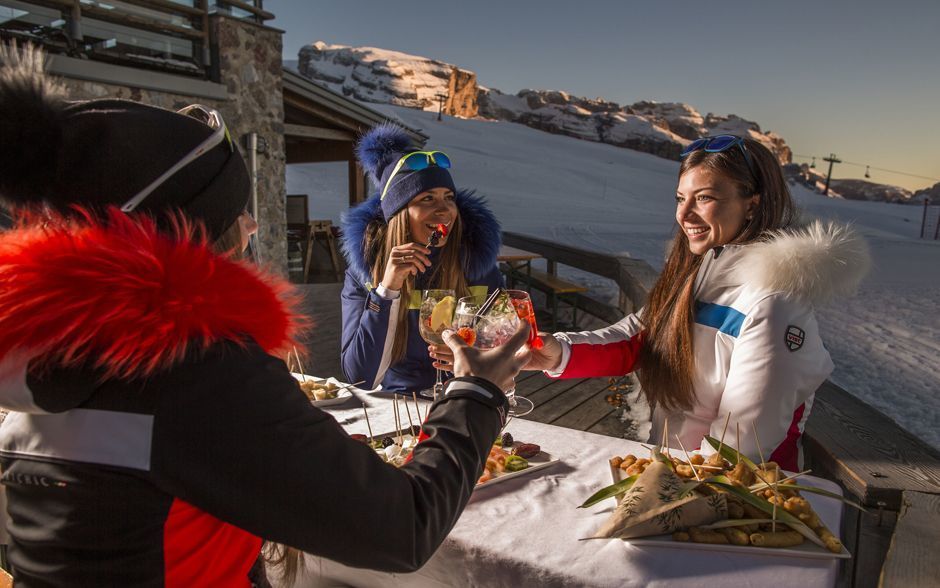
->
[694, 301, 746, 337]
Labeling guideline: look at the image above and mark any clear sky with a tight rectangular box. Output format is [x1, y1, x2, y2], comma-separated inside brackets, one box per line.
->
[265, 0, 940, 192]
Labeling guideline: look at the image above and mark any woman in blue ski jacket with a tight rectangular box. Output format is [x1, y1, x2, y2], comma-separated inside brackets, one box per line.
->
[340, 123, 504, 394]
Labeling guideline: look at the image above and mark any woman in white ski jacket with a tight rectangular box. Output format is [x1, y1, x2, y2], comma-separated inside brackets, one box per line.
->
[528, 136, 869, 471]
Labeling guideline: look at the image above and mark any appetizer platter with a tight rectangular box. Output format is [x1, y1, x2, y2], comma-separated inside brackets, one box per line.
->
[476, 432, 559, 488]
[290, 374, 357, 407]
[581, 420, 856, 559]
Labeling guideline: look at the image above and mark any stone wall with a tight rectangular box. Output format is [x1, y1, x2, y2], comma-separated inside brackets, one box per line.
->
[52, 16, 288, 271]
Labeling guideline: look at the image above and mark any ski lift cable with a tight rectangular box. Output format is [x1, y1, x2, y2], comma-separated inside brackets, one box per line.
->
[792, 154, 940, 182]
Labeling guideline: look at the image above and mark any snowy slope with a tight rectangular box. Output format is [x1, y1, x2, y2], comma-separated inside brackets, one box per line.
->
[288, 106, 940, 449]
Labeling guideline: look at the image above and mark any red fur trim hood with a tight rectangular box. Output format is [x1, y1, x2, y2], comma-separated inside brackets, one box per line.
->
[0, 209, 307, 380]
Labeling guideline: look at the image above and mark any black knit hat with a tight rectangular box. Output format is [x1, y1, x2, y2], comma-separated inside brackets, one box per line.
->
[356, 122, 456, 221]
[0, 45, 249, 240]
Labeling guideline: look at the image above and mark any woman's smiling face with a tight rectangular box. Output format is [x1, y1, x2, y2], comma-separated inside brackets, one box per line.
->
[675, 167, 759, 255]
[407, 187, 457, 246]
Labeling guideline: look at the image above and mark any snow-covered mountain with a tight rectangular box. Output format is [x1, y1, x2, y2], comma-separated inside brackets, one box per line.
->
[914, 181, 940, 205]
[297, 41, 791, 163]
[298, 42, 479, 118]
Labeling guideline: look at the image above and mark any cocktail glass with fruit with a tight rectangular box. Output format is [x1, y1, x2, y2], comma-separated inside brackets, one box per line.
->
[418, 289, 456, 400]
[452, 291, 534, 417]
[506, 290, 543, 350]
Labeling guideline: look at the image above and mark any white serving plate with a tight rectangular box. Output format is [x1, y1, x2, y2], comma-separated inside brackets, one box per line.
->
[475, 448, 560, 490]
[607, 454, 851, 560]
[291, 374, 355, 407]
[626, 533, 851, 560]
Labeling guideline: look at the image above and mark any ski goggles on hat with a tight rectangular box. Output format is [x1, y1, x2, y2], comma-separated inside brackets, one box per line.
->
[380, 151, 452, 200]
[680, 134, 759, 183]
[121, 104, 234, 213]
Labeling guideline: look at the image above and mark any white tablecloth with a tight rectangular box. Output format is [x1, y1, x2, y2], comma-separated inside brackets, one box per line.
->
[288, 392, 842, 588]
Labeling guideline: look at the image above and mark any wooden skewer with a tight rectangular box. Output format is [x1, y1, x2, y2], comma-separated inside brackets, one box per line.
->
[659, 417, 670, 454]
[717, 413, 731, 456]
[752, 422, 767, 467]
[750, 469, 813, 492]
[412, 392, 423, 433]
[361, 403, 374, 444]
[676, 435, 701, 481]
[736, 422, 741, 465]
[394, 395, 402, 446]
[772, 464, 782, 533]
[292, 346, 307, 382]
[403, 398, 415, 437]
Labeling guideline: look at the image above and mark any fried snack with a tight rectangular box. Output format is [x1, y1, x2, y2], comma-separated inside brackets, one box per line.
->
[689, 527, 730, 544]
[719, 527, 750, 546]
[749, 529, 804, 547]
[672, 531, 691, 542]
[727, 461, 755, 486]
[610, 456, 623, 468]
[619, 455, 638, 470]
[675, 464, 695, 478]
[783, 496, 811, 516]
[689, 454, 705, 466]
[624, 458, 649, 476]
[815, 523, 843, 553]
[705, 452, 728, 469]
[299, 380, 338, 401]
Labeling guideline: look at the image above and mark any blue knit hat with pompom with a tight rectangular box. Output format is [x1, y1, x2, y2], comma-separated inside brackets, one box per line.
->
[355, 122, 456, 221]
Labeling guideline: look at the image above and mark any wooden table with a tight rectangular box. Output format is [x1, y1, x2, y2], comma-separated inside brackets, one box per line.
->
[497, 245, 541, 288]
[284, 393, 845, 588]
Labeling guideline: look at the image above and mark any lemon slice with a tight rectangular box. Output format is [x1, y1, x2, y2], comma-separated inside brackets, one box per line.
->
[430, 296, 455, 331]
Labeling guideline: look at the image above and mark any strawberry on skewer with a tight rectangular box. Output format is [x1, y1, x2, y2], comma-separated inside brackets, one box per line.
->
[426, 223, 448, 248]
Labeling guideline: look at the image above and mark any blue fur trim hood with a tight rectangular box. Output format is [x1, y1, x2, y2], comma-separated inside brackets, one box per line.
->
[341, 190, 502, 285]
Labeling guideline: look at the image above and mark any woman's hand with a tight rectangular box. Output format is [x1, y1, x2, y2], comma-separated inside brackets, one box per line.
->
[380, 243, 432, 291]
[428, 343, 454, 371]
[523, 333, 564, 372]
[442, 323, 531, 392]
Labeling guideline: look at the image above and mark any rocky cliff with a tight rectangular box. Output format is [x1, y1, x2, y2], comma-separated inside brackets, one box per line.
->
[298, 42, 478, 117]
[298, 41, 793, 163]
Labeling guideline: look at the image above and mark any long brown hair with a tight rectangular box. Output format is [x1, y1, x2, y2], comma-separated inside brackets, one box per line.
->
[637, 138, 796, 410]
[363, 206, 469, 362]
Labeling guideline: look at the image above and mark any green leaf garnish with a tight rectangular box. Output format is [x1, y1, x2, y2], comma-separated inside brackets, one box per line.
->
[579, 474, 638, 508]
[704, 435, 758, 470]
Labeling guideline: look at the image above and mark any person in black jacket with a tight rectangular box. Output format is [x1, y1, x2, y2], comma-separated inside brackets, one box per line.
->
[0, 44, 527, 586]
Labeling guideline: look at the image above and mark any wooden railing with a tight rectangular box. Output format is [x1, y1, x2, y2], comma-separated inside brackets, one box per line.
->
[0, 1, 272, 77]
[504, 230, 940, 587]
[501, 231, 659, 322]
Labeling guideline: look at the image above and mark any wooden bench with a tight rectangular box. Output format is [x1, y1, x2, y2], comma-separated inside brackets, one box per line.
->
[803, 381, 940, 588]
[525, 269, 588, 330]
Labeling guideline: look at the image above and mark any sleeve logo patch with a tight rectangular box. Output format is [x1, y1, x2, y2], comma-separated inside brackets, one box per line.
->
[785, 325, 805, 352]
[367, 300, 381, 313]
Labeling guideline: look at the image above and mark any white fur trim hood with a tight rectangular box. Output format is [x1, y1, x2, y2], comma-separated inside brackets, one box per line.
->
[725, 220, 871, 305]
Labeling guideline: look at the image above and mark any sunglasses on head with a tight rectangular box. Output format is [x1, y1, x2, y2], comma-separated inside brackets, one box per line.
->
[121, 105, 233, 213]
[380, 151, 452, 200]
[680, 135, 759, 184]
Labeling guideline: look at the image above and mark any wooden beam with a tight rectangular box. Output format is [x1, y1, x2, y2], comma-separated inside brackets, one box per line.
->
[77, 4, 207, 41]
[220, 0, 275, 21]
[285, 140, 352, 164]
[348, 160, 367, 207]
[879, 491, 940, 587]
[284, 123, 355, 142]
[117, 0, 206, 17]
[283, 93, 364, 134]
[803, 381, 940, 510]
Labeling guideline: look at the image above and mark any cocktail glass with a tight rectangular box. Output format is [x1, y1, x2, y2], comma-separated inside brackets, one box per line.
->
[418, 289, 456, 400]
[453, 292, 534, 418]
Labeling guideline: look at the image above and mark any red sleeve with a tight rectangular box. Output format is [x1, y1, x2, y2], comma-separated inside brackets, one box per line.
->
[561, 332, 644, 378]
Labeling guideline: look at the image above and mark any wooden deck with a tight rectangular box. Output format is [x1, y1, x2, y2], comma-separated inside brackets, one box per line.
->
[295, 283, 636, 439]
